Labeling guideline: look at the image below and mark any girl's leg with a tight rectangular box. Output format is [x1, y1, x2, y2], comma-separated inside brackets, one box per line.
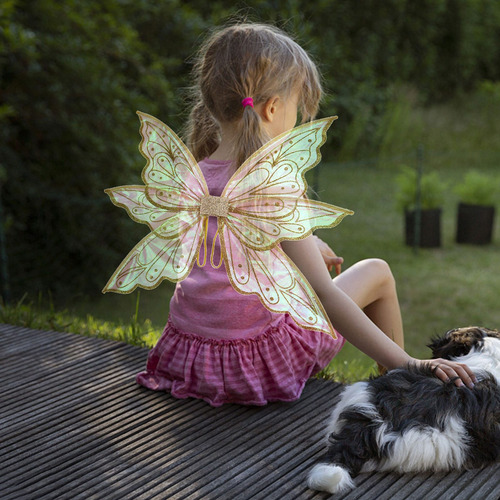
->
[333, 259, 404, 353]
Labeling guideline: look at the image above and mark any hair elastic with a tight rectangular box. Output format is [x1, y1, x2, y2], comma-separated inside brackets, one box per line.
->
[241, 97, 254, 109]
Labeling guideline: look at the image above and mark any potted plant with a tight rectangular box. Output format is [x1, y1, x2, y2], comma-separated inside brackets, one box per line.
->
[455, 170, 498, 245]
[396, 166, 446, 248]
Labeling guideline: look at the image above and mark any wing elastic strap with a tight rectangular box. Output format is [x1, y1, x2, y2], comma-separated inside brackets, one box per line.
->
[197, 216, 224, 269]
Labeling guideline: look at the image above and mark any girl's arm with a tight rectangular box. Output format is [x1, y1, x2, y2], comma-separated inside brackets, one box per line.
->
[281, 236, 476, 387]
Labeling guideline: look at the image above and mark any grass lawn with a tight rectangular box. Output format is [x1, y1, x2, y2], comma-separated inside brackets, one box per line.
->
[314, 160, 500, 379]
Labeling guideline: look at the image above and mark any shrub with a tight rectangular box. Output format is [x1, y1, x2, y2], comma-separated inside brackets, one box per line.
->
[454, 170, 499, 206]
[395, 166, 447, 211]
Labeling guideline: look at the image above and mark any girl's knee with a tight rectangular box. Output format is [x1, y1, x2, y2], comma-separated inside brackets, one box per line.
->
[362, 258, 395, 289]
[334, 258, 397, 306]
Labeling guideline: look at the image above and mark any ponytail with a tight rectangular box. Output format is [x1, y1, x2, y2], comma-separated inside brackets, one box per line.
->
[235, 102, 269, 168]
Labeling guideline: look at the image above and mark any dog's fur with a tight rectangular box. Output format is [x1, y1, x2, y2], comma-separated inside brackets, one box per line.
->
[308, 327, 500, 495]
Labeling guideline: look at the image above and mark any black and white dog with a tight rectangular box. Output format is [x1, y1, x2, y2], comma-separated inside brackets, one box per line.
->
[308, 326, 500, 494]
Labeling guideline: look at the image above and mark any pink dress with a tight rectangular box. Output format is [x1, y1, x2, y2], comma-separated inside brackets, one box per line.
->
[136, 158, 345, 406]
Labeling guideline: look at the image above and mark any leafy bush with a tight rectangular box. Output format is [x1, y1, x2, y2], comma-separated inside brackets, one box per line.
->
[0, 0, 205, 298]
[454, 170, 499, 206]
[395, 166, 447, 211]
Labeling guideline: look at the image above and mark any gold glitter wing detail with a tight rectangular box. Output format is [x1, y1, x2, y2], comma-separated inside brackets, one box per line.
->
[138, 111, 209, 210]
[220, 223, 334, 335]
[103, 113, 210, 293]
[222, 118, 352, 250]
[102, 216, 205, 293]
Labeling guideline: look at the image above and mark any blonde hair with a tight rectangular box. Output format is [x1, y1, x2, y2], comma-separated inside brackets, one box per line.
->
[186, 23, 323, 167]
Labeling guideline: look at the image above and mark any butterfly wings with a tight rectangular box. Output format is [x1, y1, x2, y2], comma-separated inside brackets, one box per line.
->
[103, 112, 353, 337]
[218, 118, 353, 335]
[138, 112, 208, 210]
[221, 117, 352, 249]
[102, 112, 209, 293]
[221, 227, 334, 334]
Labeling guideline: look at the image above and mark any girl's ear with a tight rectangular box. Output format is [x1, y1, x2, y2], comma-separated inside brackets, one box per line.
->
[259, 96, 280, 123]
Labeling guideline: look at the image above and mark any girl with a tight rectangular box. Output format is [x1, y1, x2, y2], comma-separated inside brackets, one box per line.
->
[136, 23, 475, 406]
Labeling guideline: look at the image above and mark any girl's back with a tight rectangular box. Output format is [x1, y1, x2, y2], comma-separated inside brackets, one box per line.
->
[169, 157, 282, 338]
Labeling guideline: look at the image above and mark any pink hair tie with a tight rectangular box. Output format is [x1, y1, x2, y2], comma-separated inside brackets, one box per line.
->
[241, 97, 254, 109]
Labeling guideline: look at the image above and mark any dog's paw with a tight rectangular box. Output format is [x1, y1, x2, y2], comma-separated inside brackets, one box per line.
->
[307, 464, 355, 494]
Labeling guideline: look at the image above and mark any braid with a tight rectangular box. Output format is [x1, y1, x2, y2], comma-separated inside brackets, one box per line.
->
[186, 99, 220, 162]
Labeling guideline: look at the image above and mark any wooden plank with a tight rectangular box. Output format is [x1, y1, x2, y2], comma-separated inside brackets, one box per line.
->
[1, 324, 499, 500]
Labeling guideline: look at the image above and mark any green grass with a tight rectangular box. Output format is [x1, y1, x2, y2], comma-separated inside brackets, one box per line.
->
[314, 162, 500, 381]
[0, 293, 161, 348]
[4, 86, 500, 384]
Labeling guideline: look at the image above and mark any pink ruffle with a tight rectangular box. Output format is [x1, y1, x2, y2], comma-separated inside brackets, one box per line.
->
[136, 315, 344, 407]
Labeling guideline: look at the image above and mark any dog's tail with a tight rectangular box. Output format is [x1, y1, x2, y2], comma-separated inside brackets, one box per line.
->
[307, 463, 355, 494]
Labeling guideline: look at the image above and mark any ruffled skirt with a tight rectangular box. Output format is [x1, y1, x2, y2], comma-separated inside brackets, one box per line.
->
[136, 314, 344, 407]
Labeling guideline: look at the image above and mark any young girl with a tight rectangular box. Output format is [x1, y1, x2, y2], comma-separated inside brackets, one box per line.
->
[136, 23, 475, 406]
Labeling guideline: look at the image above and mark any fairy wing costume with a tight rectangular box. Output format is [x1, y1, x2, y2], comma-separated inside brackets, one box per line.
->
[103, 112, 353, 338]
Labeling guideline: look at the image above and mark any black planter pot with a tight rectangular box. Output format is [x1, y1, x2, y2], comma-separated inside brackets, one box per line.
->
[456, 203, 495, 245]
[405, 208, 442, 248]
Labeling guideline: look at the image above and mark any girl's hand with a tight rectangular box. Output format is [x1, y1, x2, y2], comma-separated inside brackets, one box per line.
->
[313, 235, 343, 275]
[416, 358, 477, 388]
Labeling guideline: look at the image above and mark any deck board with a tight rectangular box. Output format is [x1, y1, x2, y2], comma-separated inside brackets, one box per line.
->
[1, 324, 498, 500]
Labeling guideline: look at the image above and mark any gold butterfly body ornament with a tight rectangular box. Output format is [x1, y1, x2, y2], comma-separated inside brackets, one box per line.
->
[103, 111, 353, 338]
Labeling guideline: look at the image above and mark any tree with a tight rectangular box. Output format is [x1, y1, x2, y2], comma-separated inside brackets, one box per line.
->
[0, 0, 182, 297]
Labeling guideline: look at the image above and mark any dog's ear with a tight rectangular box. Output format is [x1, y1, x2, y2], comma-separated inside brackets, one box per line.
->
[483, 328, 500, 340]
[427, 334, 454, 359]
[428, 327, 496, 359]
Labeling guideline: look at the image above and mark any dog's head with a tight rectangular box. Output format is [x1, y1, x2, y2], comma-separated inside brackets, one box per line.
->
[428, 326, 500, 359]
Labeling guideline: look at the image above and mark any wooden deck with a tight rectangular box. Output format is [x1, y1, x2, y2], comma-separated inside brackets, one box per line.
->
[1, 323, 498, 500]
